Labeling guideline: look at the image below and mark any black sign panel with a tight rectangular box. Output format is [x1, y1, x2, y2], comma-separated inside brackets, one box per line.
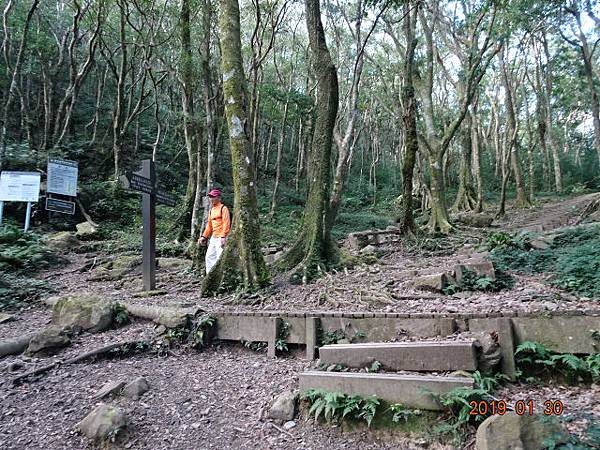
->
[127, 173, 154, 195]
[46, 197, 76, 215]
[156, 189, 176, 207]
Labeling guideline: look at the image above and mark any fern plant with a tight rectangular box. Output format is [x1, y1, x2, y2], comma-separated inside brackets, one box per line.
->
[301, 389, 381, 427]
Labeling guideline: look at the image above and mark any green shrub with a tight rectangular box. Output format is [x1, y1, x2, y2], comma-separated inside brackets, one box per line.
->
[489, 224, 600, 298]
[514, 341, 600, 384]
[301, 389, 381, 427]
[443, 269, 513, 295]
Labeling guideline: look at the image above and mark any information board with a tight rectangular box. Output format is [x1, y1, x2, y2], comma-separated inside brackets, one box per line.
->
[46, 197, 76, 214]
[47, 159, 78, 196]
[0, 171, 41, 202]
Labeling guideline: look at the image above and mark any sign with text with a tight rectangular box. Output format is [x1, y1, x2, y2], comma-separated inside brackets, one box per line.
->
[46, 197, 76, 215]
[156, 189, 176, 207]
[0, 171, 41, 202]
[47, 159, 78, 196]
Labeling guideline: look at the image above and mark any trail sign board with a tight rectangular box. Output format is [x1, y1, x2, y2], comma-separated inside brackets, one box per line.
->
[47, 159, 78, 196]
[120, 160, 177, 291]
[0, 171, 41, 202]
[46, 197, 76, 215]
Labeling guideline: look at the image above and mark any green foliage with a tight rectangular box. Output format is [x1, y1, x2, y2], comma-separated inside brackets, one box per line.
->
[443, 269, 513, 295]
[515, 341, 600, 384]
[275, 321, 291, 352]
[301, 389, 381, 427]
[430, 370, 507, 446]
[366, 360, 382, 373]
[0, 226, 61, 309]
[544, 415, 600, 450]
[112, 303, 130, 327]
[489, 225, 600, 298]
[386, 403, 423, 423]
[157, 315, 216, 353]
[319, 328, 346, 346]
[80, 182, 138, 226]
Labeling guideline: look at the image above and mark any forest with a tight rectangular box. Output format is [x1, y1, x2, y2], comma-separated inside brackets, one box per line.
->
[0, 0, 599, 449]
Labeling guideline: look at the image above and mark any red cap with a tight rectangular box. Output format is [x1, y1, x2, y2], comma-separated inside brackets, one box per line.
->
[207, 189, 221, 198]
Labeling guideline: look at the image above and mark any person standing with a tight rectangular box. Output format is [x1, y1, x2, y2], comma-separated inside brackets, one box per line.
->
[198, 189, 231, 273]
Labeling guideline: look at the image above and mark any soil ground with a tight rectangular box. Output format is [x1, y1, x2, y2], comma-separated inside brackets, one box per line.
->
[1, 194, 599, 449]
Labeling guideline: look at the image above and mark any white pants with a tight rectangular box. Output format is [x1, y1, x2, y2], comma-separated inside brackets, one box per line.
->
[205, 236, 224, 274]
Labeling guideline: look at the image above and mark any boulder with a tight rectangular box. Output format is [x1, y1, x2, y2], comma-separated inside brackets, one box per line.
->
[52, 293, 114, 333]
[473, 332, 502, 373]
[454, 212, 494, 228]
[454, 261, 496, 282]
[476, 413, 565, 450]
[93, 380, 126, 400]
[122, 377, 150, 400]
[92, 255, 143, 281]
[268, 390, 297, 421]
[360, 245, 378, 256]
[75, 222, 100, 240]
[413, 273, 452, 292]
[46, 232, 80, 250]
[0, 313, 14, 324]
[77, 404, 127, 442]
[26, 326, 70, 355]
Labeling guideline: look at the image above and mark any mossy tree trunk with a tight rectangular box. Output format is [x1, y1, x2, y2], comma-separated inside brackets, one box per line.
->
[277, 0, 339, 282]
[201, 0, 269, 295]
[397, 0, 419, 234]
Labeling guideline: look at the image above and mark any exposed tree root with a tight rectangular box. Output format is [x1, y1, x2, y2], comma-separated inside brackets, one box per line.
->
[0, 333, 37, 358]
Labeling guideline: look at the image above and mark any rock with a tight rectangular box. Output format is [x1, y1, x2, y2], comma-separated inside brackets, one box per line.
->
[529, 238, 551, 250]
[75, 222, 100, 240]
[122, 377, 150, 399]
[91, 255, 143, 281]
[473, 332, 501, 373]
[267, 391, 297, 421]
[476, 413, 565, 450]
[156, 257, 189, 271]
[413, 273, 452, 292]
[93, 380, 126, 400]
[360, 245, 378, 255]
[0, 313, 14, 324]
[7, 361, 23, 372]
[337, 338, 350, 345]
[283, 420, 296, 430]
[26, 326, 70, 355]
[52, 293, 115, 333]
[46, 231, 80, 250]
[454, 212, 494, 228]
[77, 404, 127, 442]
[454, 261, 496, 282]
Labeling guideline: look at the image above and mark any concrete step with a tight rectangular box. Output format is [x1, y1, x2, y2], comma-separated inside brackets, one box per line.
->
[299, 371, 473, 410]
[319, 341, 477, 372]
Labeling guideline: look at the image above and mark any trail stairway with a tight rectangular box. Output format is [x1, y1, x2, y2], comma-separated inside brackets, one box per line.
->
[299, 340, 478, 410]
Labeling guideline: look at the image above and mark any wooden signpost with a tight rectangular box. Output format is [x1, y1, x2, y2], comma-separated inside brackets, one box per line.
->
[121, 159, 176, 291]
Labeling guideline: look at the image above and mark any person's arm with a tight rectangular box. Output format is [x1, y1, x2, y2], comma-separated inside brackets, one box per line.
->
[200, 211, 213, 241]
[221, 206, 231, 237]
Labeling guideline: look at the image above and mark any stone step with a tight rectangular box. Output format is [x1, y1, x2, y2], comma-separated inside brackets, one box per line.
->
[299, 371, 473, 410]
[318, 341, 478, 372]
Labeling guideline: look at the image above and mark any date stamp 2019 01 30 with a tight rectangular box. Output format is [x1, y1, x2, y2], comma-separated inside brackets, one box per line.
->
[469, 400, 565, 416]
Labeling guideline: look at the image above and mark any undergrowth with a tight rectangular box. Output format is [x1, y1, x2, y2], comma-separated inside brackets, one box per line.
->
[487, 225, 600, 299]
[443, 269, 513, 295]
[514, 341, 600, 384]
[0, 225, 62, 309]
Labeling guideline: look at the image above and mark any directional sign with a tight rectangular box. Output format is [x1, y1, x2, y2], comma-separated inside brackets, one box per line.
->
[0, 171, 41, 202]
[156, 189, 176, 207]
[46, 197, 76, 215]
[124, 172, 154, 195]
[47, 159, 78, 196]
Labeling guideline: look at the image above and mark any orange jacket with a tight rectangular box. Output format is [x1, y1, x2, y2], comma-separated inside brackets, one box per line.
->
[202, 202, 231, 238]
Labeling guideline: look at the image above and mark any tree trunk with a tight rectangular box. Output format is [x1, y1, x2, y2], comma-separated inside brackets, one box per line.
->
[0, 0, 40, 171]
[452, 111, 477, 211]
[277, 0, 339, 282]
[175, 0, 199, 241]
[397, 0, 419, 234]
[270, 94, 290, 215]
[201, 0, 269, 295]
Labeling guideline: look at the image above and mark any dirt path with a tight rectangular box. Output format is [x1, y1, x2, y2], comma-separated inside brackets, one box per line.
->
[499, 192, 600, 232]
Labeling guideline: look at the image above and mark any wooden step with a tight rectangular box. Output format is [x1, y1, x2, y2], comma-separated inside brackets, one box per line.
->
[299, 371, 473, 410]
[319, 340, 478, 372]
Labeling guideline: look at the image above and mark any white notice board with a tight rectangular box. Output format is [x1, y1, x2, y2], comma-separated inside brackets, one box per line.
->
[0, 171, 41, 202]
[47, 159, 78, 196]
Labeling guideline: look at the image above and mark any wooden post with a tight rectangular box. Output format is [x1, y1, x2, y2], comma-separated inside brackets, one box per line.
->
[141, 159, 156, 291]
[268, 317, 282, 358]
[305, 317, 319, 360]
[24, 202, 32, 232]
